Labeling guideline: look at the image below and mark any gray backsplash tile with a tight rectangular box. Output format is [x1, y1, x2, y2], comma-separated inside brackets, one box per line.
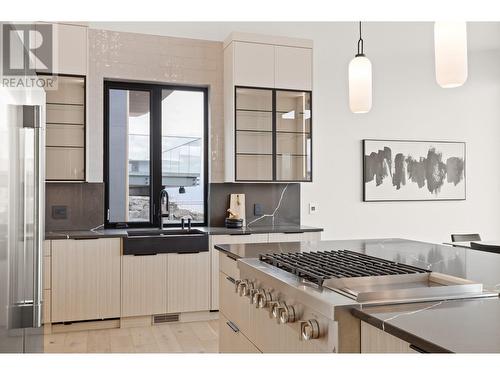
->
[209, 183, 300, 227]
[45, 183, 104, 231]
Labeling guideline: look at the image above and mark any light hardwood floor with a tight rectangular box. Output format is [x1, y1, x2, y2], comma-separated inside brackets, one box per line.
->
[44, 320, 219, 353]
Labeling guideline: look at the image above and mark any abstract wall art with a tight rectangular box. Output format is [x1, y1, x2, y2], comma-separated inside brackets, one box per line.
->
[363, 140, 466, 201]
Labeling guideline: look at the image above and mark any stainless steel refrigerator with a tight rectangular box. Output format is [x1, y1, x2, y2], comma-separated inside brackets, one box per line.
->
[0, 84, 45, 353]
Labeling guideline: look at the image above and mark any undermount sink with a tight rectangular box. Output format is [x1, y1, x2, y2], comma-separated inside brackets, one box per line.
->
[123, 228, 208, 255]
[126, 228, 205, 237]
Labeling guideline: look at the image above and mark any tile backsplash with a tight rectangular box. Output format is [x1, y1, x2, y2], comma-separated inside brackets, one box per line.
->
[209, 183, 300, 227]
[45, 183, 104, 231]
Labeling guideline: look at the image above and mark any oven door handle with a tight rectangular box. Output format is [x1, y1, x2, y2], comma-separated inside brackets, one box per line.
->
[409, 344, 429, 353]
[226, 320, 240, 333]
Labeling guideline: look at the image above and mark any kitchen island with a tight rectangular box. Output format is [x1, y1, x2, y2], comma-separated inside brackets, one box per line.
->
[215, 238, 500, 353]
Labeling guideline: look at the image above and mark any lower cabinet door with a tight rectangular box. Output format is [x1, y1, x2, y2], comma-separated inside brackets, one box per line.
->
[51, 238, 121, 322]
[167, 252, 210, 313]
[121, 254, 168, 317]
[219, 313, 260, 353]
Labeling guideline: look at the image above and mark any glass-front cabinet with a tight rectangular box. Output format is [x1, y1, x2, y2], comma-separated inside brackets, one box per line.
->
[235, 87, 312, 182]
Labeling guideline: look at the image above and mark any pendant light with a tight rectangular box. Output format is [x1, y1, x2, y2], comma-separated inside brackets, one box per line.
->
[434, 22, 468, 88]
[349, 21, 372, 113]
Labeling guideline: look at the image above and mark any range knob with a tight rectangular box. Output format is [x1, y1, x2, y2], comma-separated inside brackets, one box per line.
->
[234, 279, 242, 293]
[300, 320, 320, 341]
[236, 279, 248, 295]
[239, 281, 254, 297]
[256, 290, 273, 309]
[279, 304, 296, 324]
[249, 288, 259, 304]
[269, 301, 284, 319]
[252, 288, 264, 306]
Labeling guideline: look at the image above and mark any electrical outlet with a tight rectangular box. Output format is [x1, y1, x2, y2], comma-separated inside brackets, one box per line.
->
[254, 203, 263, 216]
[309, 203, 318, 215]
[52, 205, 68, 219]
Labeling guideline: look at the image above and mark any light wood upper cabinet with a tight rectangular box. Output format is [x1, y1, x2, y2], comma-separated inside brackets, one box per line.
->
[36, 23, 87, 75]
[224, 33, 313, 182]
[225, 33, 313, 91]
[121, 254, 168, 317]
[167, 252, 210, 313]
[51, 238, 120, 322]
[233, 42, 275, 88]
[275, 46, 312, 90]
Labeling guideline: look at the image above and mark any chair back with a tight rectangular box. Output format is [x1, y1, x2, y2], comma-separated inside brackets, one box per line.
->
[451, 233, 481, 242]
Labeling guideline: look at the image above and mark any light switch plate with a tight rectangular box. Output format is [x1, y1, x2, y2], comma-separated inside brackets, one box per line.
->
[309, 202, 318, 214]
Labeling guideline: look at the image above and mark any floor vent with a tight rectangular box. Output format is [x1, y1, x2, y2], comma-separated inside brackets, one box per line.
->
[153, 313, 180, 324]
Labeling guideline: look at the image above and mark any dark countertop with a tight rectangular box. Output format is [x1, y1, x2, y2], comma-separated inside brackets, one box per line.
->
[215, 238, 500, 353]
[214, 238, 500, 290]
[45, 225, 323, 240]
[352, 297, 500, 353]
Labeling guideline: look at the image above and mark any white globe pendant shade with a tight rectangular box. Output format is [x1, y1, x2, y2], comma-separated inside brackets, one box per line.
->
[349, 55, 372, 113]
[434, 22, 468, 88]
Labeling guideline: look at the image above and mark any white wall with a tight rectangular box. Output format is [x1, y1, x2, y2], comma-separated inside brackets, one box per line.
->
[90, 22, 500, 243]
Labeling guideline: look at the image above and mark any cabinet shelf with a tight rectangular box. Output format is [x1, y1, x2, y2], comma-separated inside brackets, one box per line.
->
[47, 122, 85, 126]
[236, 129, 273, 133]
[47, 102, 85, 106]
[236, 108, 272, 113]
[236, 152, 273, 156]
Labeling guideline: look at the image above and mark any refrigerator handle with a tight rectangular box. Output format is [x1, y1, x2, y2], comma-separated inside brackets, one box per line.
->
[26, 106, 43, 328]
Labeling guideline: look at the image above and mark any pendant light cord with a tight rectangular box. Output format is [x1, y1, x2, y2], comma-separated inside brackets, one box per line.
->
[357, 21, 364, 56]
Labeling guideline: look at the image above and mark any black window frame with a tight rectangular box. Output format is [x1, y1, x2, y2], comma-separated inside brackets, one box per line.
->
[103, 80, 209, 228]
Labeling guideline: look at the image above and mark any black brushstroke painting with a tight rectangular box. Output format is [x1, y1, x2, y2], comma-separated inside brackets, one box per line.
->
[363, 140, 465, 201]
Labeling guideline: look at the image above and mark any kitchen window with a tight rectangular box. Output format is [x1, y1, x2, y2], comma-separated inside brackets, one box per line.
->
[104, 81, 208, 227]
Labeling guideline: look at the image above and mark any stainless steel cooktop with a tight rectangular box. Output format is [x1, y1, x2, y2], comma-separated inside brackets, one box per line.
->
[258, 249, 488, 305]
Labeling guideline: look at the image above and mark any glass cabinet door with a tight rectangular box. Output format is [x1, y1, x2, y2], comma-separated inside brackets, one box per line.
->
[235, 88, 273, 180]
[275, 90, 312, 181]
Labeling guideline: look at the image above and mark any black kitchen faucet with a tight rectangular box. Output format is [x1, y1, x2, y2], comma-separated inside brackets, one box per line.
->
[158, 188, 169, 229]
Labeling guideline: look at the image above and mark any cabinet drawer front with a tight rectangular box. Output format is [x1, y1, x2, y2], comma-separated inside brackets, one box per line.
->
[219, 271, 239, 324]
[268, 231, 321, 243]
[219, 252, 239, 280]
[219, 313, 260, 353]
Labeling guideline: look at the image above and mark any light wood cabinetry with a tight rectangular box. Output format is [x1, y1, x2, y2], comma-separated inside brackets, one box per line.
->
[275, 46, 313, 90]
[122, 251, 211, 317]
[121, 254, 168, 317]
[42, 75, 86, 181]
[361, 321, 416, 353]
[233, 42, 275, 87]
[36, 23, 87, 76]
[167, 252, 210, 313]
[210, 233, 269, 310]
[51, 238, 121, 322]
[224, 33, 313, 183]
[219, 312, 260, 353]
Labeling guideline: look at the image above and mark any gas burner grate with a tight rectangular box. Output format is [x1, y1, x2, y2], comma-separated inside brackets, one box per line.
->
[259, 249, 430, 287]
